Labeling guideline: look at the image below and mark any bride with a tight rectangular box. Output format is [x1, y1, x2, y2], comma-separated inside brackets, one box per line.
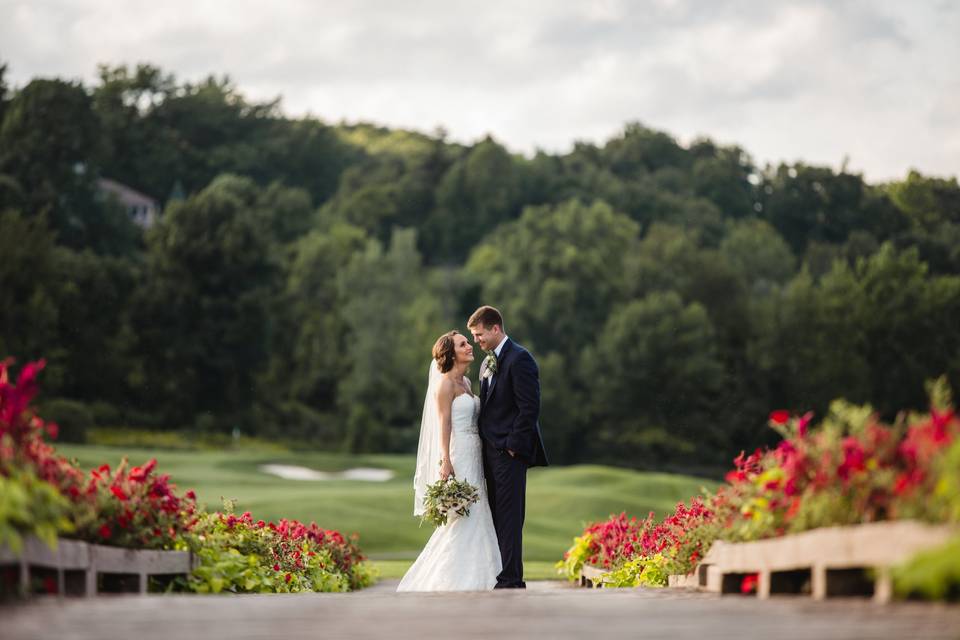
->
[397, 331, 502, 591]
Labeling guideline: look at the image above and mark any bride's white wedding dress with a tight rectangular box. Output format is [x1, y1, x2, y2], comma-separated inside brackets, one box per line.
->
[397, 393, 502, 591]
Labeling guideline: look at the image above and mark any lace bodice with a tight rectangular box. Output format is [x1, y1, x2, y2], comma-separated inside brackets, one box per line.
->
[451, 393, 480, 435]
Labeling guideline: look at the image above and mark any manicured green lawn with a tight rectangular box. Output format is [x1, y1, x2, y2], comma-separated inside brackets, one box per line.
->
[57, 444, 715, 563]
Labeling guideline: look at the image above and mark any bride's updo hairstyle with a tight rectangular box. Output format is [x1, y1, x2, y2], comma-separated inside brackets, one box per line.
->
[432, 330, 459, 373]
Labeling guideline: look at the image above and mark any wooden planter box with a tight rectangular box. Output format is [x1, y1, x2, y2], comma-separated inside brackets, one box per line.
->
[88, 544, 193, 594]
[0, 536, 192, 596]
[579, 564, 608, 588]
[693, 520, 958, 603]
[667, 572, 699, 589]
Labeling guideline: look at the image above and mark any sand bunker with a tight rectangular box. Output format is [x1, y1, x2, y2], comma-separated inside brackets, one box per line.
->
[260, 464, 394, 482]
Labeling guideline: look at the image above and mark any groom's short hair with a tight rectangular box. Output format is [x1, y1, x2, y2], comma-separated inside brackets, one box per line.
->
[468, 305, 503, 331]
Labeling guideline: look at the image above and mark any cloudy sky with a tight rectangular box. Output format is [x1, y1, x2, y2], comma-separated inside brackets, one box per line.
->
[2, 0, 957, 181]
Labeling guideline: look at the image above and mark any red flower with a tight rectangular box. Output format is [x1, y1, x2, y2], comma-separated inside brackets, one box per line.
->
[741, 573, 759, 594]
[285, 573, 292, 583]
[837, 437, 866, 481]
[186, 490, 197, 500]
[769, 410, 790, 425]
[110, 485, 129, 501]
[99, 525, 112, 540]
[273, 563, 280, 572]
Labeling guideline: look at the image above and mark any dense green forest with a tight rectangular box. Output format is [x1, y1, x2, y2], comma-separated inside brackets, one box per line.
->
[1, 62, 958, 472]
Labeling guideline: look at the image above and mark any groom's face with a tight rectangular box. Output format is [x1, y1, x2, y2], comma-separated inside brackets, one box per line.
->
[470, 323, 501, 352]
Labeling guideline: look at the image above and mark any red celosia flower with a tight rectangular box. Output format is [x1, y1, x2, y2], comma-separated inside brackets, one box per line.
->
[99, 525, 112, 539]
[769, 410, 790, 425]
[273, 563, 280, 571]
[837, 437, 866, 481]
[110, 485, 129, 501]
[797, 412, 814, 437]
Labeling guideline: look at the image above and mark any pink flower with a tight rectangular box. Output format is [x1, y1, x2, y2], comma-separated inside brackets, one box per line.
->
[797, 412, 814, 437]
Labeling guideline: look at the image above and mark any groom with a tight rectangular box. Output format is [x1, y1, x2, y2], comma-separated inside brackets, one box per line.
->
[469, 305, 548, 589]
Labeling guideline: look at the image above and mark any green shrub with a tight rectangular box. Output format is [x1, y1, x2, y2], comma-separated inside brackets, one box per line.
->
[86, 427, 287, 452]
[0, 469, 73, 553]
[603, 553, 670, 587]
[89, 401, 120, 426]
[893, 536, 960, 601]
[37, 398, 93, 443]
[185, 505, 376, 593]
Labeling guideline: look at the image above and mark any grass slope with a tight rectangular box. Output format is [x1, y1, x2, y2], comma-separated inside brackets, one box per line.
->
[57, 445, 715, 564]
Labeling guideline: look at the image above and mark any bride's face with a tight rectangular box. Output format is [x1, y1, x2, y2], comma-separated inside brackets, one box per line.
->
[453, 333, 475, 365]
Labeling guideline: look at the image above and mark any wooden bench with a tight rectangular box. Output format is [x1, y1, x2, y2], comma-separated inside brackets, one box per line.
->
[694, 520, 957, 603]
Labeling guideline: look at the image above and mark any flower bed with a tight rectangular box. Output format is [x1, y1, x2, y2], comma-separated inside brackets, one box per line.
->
[1, 357, 376, 596]
[558, 379, 960, 599]
[187, 506, 374, 593]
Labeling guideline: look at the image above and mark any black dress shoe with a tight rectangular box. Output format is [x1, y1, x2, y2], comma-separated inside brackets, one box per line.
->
[494, 582, 526, 589]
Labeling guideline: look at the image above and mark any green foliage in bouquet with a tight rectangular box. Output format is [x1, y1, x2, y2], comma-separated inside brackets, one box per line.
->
[420, 476, 480, 528]
[0, 469, 72, 552]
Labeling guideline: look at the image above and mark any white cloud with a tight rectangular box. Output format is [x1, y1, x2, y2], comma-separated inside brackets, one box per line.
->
[0, 0, 957, 181]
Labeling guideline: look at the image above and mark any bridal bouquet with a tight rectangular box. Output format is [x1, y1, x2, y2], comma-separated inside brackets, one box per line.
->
[420, 473, 480, 528]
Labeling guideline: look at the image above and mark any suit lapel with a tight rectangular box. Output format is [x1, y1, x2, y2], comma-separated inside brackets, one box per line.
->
[485, 338, 512, 402]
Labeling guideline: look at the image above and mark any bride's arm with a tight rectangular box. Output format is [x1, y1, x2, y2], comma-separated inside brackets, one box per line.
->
[436, 380, 455, 480]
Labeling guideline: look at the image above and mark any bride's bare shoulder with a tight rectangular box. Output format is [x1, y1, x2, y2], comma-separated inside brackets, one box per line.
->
[436, 375, 457, 398]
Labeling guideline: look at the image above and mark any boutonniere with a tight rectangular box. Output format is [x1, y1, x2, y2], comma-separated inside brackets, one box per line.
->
[481, 351, 498, 380]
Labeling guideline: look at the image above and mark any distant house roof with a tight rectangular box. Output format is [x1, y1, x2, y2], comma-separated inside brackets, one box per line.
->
[97, 178, 157, 208]
[97, 178, 160, 229]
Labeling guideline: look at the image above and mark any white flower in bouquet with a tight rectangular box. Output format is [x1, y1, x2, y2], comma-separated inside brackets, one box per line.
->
[420, 471, 480, 528]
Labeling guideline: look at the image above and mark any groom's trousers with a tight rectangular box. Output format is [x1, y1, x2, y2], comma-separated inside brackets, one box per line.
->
[483, 440, 527, 588]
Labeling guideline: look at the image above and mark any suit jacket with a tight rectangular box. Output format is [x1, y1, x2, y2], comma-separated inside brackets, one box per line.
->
[478, 339, 549, 467]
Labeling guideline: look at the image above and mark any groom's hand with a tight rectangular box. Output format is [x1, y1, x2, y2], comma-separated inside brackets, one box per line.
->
[507, 449, 516, 458]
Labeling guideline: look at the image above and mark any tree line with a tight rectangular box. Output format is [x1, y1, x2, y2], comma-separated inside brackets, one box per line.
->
[1, 62, 959, 472]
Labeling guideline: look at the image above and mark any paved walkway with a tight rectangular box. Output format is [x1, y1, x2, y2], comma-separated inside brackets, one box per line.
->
[2, 580, 959, 640]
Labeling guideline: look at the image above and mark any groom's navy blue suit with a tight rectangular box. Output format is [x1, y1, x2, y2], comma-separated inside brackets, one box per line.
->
[479, 338, 548, 589]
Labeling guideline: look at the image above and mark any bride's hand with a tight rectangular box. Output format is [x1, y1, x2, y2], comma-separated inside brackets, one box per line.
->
[439, 458, 454, 480]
